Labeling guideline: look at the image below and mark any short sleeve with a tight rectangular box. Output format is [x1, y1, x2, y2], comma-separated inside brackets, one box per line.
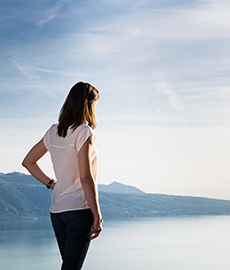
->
[76, 125, 94, 153]
[43, 125, 52, 151]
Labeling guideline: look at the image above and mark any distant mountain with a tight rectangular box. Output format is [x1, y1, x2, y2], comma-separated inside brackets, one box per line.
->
[99, 192, 230, 219]
[98, 181, 144, 194]
[0, 173, 51, 220]
[0, 171, 43, 185]
[1, 172, 230, 221]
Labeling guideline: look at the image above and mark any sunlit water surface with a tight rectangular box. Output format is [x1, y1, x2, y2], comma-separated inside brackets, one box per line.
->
[0, 215, 230, 270]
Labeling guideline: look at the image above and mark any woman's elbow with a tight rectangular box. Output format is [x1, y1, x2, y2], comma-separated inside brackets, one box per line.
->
[22, 159, 27, 168]
[22, 157, 30, 169]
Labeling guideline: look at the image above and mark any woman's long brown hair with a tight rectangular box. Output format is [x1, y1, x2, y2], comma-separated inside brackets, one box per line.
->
[57, 82, 99, 137]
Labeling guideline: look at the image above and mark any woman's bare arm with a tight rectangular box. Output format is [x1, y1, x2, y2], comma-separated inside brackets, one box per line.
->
[78, 135, 102, 240]
[22, 139, 55, 189]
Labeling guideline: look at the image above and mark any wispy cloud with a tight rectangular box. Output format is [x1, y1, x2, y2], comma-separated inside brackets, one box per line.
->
[93, 0, 230, 42]
[154, 81, 192, 129]
[155, 82, 185, 113]
[11, 57, 60, 99]
[14, 65, 86, 78]
[37, 2, 63, 26]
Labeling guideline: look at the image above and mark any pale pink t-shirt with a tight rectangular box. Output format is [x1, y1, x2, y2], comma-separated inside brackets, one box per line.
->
[43, 123, 98, 213]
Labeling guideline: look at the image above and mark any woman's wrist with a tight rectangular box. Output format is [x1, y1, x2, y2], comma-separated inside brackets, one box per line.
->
[47, 179, 56, 189]
[94, 217, 103, 223]
[51, 180, 56, 190]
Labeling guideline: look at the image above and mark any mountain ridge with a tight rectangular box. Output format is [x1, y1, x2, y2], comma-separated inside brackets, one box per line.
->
[98, 181, 144, 194]
[1, 172, 230, 221]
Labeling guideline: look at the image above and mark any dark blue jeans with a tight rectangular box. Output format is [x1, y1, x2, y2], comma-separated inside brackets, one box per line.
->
[50, 209, 94, 270]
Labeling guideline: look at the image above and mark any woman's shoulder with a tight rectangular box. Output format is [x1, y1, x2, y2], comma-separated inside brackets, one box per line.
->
[74, 124, 95, 152]
[43, 124, 58, 146]
[43, 123, 56, 133]
[73, 124, 94, 140]
[47, 123, 58, 133]
[50, 123, 58, 129]
[75, 123, 93, 133]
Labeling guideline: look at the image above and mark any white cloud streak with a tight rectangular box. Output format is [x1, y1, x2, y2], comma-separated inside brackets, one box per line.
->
[37, 0, 66, 26]
[15, 66, 86, 77]
[155, 82, 185, 113]
[92, 1, 230, 42]
[11, 57, 60, 99]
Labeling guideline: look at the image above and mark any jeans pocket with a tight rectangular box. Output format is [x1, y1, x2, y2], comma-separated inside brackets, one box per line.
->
[63, 210, 81, 225]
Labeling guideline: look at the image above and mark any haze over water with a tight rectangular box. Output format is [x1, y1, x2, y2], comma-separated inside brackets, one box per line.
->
[0, 216, 230, 270]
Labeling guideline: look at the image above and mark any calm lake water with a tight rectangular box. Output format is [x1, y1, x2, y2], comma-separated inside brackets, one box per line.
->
[0, 215, 230, 270]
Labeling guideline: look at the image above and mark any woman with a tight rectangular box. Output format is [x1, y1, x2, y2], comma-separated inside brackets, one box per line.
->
[22, 82, 102, 270]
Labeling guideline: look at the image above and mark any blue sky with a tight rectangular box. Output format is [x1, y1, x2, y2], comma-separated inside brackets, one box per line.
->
[1, 0, 230, 199]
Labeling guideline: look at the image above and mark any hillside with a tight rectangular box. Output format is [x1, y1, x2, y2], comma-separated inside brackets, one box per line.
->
[1, 172, 230, 220]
